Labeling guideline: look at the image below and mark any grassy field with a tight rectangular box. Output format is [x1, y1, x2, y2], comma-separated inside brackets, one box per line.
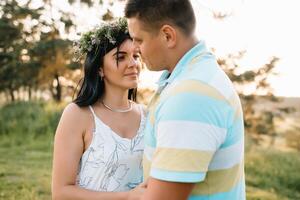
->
[0, 101, 300, 200]
[245, 148, 300, 200]
[0, 101, 61, 200]
[0, 134, 53, 200]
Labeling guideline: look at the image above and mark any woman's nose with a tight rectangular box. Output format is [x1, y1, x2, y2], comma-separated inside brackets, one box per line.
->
[128, 57, 139, 68]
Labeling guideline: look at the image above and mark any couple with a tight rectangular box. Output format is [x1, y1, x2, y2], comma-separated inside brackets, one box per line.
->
[52, 0, 245, 200]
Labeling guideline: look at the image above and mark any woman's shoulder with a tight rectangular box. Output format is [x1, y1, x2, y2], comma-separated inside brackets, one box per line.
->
[64, 102, 88, 114]
[56, 103, 94, 136]
[61, 102, 92, 123]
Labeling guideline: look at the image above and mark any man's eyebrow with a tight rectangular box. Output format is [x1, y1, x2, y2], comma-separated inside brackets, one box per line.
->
[132, 36, 142, 41]
[112, 51, 127, 56]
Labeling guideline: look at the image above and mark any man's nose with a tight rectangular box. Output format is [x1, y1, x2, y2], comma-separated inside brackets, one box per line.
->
[132, 40, 140, 49]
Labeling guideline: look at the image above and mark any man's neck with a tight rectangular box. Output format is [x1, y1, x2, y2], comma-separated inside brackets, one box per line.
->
[168, 36, 199, 73]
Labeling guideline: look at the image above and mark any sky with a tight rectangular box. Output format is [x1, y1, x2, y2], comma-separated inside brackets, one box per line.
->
[31, 0, 300, 97]
[192, 0, 300, 97]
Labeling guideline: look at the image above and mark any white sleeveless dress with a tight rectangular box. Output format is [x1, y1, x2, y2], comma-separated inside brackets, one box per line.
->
[76, 105, 146, 192]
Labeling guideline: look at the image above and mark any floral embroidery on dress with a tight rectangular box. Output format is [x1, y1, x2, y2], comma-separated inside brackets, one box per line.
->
[76, 105, 146, 192]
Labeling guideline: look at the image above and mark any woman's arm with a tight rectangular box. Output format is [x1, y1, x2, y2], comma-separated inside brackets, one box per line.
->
[51, 103, 145, 200]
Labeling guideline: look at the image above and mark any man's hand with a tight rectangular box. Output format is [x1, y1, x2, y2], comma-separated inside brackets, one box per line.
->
[141, 178, 195, 200]
[127, 181, 148, 200]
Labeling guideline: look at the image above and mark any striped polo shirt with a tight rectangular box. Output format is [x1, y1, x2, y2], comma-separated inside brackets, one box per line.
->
[143, 41, 245, 200]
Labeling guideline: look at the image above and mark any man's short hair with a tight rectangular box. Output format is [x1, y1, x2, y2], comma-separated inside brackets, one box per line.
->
[125, 0, 196, 36]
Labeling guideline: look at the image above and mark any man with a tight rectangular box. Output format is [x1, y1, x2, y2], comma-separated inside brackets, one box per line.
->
[125, 0, 245, 199]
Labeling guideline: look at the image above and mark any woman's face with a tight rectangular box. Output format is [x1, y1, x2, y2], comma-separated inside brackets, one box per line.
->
[101, 39, 141, 90]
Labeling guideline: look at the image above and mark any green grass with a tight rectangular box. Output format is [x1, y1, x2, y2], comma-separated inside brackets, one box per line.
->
[245, 148, 300, 200]
[0, 134, 53, 200]
[0, 101, 300, 200]
[0, 101, 62, 200]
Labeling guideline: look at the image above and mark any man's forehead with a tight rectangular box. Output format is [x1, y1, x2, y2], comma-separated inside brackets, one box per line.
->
[128, 18, 158, 38]
[127, 19, 144, 38]
[128, 17, 138, 26]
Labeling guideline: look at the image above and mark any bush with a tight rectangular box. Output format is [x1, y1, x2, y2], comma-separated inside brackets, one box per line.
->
[0, 101, 63, 138]
[285, 127, 300, 151]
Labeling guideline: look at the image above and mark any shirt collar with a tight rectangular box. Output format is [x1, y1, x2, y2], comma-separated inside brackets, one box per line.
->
[156, 40, 207, 88]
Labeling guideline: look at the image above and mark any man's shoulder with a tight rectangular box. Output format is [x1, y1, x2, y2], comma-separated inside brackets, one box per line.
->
[179, 54, 220, 85]
[178, 60, 238, 104]
[164, 78, 226, 103]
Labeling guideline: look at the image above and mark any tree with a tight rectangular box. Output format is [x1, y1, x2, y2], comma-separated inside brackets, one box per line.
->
[31, 33, 73, 102]
[217, 52, 293, 145]
[0, 0, 41, 101]
[30, 0, 122, 102]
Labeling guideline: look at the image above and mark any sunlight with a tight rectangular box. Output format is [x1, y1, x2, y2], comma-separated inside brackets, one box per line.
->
[192, 0, 300, 97]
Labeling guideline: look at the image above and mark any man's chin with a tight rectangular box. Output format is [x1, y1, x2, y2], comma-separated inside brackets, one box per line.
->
[145, 63, 161, 72]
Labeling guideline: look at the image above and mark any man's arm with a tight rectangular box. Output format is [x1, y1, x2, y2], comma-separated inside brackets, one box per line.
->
[142, 178, 195, 200]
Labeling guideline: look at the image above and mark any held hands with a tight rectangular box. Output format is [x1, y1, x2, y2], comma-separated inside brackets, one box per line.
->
[127, 180, 148, 200]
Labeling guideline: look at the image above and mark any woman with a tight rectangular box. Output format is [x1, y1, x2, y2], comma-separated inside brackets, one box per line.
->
[52, 18, 146, 200]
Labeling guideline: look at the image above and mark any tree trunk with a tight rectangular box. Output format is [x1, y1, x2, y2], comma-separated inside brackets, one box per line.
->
[54, 73, 61, 102]
[9, 89, 15, 102]
[28, 86, 32, 100]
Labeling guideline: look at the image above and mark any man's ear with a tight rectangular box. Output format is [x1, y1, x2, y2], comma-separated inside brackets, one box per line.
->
[160, 25, 177, 48]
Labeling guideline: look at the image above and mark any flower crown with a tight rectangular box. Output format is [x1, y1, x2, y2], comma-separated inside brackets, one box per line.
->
[74, 18, 129, 60]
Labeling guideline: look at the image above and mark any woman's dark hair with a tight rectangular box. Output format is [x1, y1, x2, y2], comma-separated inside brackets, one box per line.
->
[73, 19, 137, 107]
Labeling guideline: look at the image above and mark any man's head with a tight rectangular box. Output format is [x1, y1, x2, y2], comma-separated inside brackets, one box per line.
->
[125, 0, 197, 72]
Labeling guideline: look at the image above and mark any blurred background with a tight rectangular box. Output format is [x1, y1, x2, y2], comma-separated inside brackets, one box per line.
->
[0, 0, 299, 199]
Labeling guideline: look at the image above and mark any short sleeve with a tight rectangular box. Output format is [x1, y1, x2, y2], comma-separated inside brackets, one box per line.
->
[150, 81, 232, 183]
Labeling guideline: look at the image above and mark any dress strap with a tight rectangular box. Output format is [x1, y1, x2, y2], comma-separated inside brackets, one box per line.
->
[88, 105, 98, 133]
[89, 106, 96, 118]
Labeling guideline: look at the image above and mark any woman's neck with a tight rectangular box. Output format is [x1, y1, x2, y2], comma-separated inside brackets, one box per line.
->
[101, 85, 130, 109]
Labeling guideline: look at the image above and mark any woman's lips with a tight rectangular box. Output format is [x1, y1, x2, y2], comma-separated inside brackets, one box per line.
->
[124, 73, 138, 77]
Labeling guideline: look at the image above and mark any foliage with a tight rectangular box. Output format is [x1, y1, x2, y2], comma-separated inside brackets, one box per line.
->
[285, 126, 300, 151]
[0, 0, 42, 101]
[0, 101, 63, 137]
[74, 18, 128, 60]
[31, 35, 74, 101]
[0, 0, 126, 102]
[217, 53, 293, 144]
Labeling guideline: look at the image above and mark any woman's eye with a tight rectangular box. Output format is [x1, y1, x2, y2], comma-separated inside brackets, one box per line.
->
[133, 54, 140, 60]
[116, 56, 125, 61]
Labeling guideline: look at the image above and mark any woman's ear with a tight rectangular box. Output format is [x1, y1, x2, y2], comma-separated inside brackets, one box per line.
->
[99, 68, 104, 78]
